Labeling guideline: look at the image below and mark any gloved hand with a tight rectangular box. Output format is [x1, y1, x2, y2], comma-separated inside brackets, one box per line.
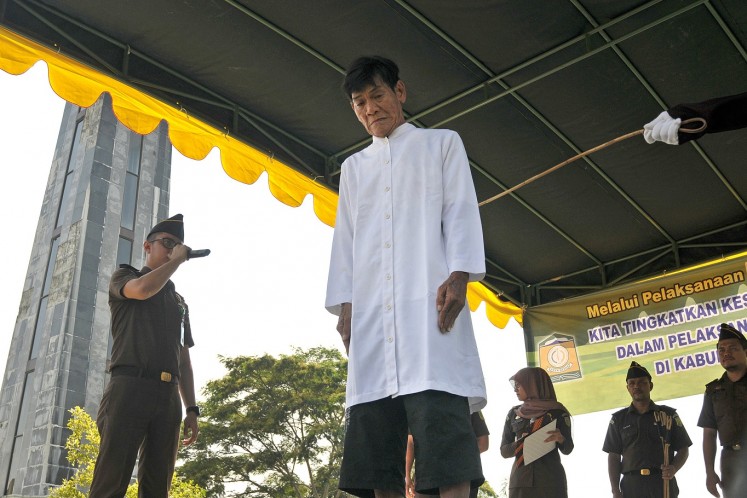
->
[643, 111, 681, 145]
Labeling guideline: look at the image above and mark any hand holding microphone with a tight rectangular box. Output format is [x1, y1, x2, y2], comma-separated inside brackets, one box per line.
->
[187, 248, 211, 260]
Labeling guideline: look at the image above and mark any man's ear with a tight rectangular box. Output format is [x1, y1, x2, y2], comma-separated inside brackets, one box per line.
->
[395, 80, 407, 104]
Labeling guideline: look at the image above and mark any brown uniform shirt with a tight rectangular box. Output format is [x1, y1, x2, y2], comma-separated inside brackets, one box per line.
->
[603, 403, 692, 473]
[698, 372, 747, 446]
[109, 264, 194, 376]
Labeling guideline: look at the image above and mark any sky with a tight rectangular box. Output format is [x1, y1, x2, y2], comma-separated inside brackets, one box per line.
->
[0, 63, 713, 496]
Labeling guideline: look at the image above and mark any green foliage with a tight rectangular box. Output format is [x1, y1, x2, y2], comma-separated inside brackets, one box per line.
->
[169, 478, 208, 498]
[49, 407, 205, 498]
[179, 347, 348, 498]
[49, 407, 99, 498]
[490, 477, 509, 498]
[477, 480, 499, 498]
[124, 475, 206, 498]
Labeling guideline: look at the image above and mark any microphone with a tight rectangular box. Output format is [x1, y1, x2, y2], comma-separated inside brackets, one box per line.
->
[187, 249, 211, 260]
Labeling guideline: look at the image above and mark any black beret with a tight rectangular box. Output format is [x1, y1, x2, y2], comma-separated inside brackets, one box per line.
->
[626, 361, 651, 381]
[718, 323, 747, 347]
[147, 213, 184, 242]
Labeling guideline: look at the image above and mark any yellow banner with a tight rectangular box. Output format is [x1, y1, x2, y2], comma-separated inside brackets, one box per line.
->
[0, 26, 523, 329]
[523, 254, 747, 415]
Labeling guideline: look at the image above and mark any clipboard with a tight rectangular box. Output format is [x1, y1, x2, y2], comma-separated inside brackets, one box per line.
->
[522, 419, 557, 465]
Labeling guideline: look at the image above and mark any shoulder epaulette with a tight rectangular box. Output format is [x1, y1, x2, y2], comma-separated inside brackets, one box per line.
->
[611, 407, 628, 418]
[656, 404, 677, 415]
[705, 378, 720, 387]
[706, 379, 724, 393]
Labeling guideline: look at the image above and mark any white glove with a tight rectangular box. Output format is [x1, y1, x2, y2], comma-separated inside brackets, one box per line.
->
[643, 111, 681, 145]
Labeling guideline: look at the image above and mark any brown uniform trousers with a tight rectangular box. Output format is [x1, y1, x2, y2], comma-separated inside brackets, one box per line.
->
[88, 375, 182, 498]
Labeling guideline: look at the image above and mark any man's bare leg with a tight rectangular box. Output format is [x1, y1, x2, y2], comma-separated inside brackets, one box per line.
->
[439, 481, 470, 498]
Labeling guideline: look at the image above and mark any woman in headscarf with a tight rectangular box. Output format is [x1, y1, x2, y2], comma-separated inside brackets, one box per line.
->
[500, 367, 573, 498]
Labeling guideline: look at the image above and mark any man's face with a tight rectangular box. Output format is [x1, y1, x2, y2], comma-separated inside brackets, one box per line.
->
[144, 232, 182, 268]
[350, 76, 406, 138]
[626, 376, 653, 403]
[717, 338, 747, 372]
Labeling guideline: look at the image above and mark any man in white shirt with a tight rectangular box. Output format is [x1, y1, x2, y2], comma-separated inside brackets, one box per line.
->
[326, 56, 487, 498]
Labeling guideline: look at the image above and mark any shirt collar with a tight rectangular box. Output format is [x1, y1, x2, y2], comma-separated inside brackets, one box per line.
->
[627, 401, 659, 414]
[720, 370, 747, 384]
[371, 122, 415, 145]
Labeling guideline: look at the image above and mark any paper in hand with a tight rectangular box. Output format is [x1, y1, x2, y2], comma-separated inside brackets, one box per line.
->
[522, 419, 557, 465]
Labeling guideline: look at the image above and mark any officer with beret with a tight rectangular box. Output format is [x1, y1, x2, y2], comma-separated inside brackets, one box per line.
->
[89, 214, 200, 498]
[697, 322, 747, 498]
[603, 361, 692, 498]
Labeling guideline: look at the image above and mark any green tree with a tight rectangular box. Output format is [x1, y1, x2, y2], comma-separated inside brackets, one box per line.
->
[49, 407, 204, 498]
[477, 480, 499, 498]
[124, 477, 205, 498]
[49, 406, 99, 498]
[179, 347, 348, 498]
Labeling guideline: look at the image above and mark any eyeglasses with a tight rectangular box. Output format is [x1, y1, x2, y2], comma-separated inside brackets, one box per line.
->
[150, 237, 180, 249]
[718, 344, 744, 355]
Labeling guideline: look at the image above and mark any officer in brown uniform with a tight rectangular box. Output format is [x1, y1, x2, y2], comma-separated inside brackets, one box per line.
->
[89, 214, 200, 498]
[603, 361, 691, 498]
[697, 323, 747, 498]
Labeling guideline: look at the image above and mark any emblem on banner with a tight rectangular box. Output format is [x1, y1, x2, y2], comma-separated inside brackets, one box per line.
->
[538, 333, 582, 383]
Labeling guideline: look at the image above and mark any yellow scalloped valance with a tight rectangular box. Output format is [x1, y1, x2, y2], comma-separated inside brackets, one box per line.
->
[0, 25, 523, 328]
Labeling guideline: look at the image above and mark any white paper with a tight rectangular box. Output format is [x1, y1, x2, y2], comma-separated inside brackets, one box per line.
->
[522, 419, 558, 465]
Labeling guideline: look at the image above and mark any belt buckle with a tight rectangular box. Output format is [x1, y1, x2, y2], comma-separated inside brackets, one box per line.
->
[160, 372, 172, 383]
[640, 469, 651, 476]
[733, 444, 742, 451]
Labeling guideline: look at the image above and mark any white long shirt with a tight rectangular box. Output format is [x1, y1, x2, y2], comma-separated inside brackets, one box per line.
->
[326, 123, 487, 412]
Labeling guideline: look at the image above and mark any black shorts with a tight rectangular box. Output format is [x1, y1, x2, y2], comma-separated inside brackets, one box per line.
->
[339, 390, 484, 497]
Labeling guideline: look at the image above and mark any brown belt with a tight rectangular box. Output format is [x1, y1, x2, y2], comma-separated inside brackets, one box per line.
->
[723, 443, 742, 451]
[111, 366, 178, 384]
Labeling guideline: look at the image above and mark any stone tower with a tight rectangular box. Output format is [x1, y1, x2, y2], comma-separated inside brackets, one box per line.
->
[0, 94, 171, 496]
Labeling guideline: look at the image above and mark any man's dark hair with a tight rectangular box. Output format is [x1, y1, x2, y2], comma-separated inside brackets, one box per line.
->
[343, 56, 400, 100]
